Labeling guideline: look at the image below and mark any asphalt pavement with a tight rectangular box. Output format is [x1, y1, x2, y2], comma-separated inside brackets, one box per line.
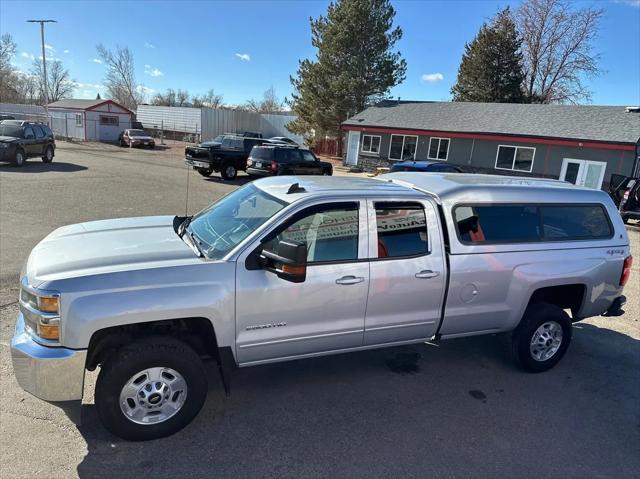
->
[1, 142, 639, 478]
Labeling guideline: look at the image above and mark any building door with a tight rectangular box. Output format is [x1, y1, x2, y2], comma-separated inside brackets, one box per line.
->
[560, 159, 607, 190]
[346, 131, 360, 166]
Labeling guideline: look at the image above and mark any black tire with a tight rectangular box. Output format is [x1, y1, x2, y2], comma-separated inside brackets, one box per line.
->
[512, 302, 572, 373]
[95, 336, 208, 441]
[197, 167, 213, 177]
[322, 168, 332, 176]
[622, 216, 629, 224]
[42, 146, 54, 163]
[12, 149, 25, 167]
[221, 162, 237, 180]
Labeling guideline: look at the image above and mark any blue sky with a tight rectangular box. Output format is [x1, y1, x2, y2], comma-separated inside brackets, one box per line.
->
[2, 0, 639, 106]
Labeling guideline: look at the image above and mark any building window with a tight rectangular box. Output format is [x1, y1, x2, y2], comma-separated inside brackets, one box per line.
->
[427, 137, 450, 161]
[389, 135, 418, 161]
[495, 145, 535, 172]
[75, 113, 83, 127]
[361, 134, 381, 154]
[100, 115, 119, 126]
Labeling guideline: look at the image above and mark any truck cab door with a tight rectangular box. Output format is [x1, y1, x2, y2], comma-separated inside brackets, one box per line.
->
[235, 200, 369, 365]
[363, 199, 446, 345]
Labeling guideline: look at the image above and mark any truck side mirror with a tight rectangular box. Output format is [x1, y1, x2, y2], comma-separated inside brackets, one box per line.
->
[260, 239, 307, 283]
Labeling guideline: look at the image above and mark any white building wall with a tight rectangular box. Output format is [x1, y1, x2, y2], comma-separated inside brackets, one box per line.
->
[85, 110, 131, 141]
[48, 109, 86, 140]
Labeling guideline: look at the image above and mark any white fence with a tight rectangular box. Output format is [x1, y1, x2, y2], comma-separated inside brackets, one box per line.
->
[136, 105, 303, 143]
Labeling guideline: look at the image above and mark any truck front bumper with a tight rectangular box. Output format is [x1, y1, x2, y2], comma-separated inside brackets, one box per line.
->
[11, 313, 86, 402]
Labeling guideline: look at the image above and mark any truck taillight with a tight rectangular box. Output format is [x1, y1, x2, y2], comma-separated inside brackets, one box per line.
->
[271, 161, 278, 172]
[246, 158, 253, 167]
[620, 255, 633, 286]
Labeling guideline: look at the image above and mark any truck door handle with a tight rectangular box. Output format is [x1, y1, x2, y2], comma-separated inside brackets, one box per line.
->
[335, 275, 364, 285]
[415, 270, 440, 279]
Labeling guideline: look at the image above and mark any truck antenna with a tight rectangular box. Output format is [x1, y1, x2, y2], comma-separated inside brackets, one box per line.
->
[184, 161, 191, 216]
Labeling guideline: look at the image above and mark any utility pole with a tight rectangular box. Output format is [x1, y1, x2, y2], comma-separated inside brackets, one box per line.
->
[27, 19, 57, 124]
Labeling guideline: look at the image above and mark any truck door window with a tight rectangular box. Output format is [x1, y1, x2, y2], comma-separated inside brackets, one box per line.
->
[374, 203, 428, 258]
[264, 203, 359, 263]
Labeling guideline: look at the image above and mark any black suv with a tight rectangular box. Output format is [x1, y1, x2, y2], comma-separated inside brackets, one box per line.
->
[0, 120, 55, 167]
[246, 145, 333, 177]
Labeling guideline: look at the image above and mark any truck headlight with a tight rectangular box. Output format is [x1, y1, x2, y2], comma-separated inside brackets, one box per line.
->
[0, 143, 9, 149]
[19, 281, 61, 343]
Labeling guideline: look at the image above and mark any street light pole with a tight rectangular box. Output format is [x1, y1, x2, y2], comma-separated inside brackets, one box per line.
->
[27, 19, 56, 124]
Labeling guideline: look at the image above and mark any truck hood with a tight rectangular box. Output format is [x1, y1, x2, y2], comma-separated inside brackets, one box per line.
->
[25, 216, 199, 283]
[0, 135, 18, 143]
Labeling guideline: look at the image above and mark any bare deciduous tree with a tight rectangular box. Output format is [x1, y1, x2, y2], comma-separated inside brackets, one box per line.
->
[246, 86, 283, 113]
[151, 88, 176, 106]
[516, 0, 603, 104]
[0, 34, 20, 103]
[192, 89, 224, 108]
[175, 89, 189, 107]
[31, 59, 74, 103]
[97, 44, 144, 109]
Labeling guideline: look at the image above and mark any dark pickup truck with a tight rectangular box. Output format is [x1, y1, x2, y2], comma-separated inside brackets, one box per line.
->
[185, 136, 266, 180]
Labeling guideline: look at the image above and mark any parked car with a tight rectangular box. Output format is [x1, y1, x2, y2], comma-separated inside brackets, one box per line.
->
[618, 177, 640, 223]
[11, 173, 631, 440]
[246, 145, 332, 177]
[0, 120, 55, 167]
[185, 135, 267, 180]
[118, 129, 155, 148]
[389, 160, 463, 173]
[268, 136, 298, 145]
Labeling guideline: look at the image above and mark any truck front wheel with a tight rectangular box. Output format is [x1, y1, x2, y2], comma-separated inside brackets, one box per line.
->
[95, 336, 208, 441]
[512, 302, 572, 373]
[197, 167, 213, 177]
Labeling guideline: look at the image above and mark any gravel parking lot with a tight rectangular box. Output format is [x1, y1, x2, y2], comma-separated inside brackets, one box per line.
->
[1, 142, 639, 478]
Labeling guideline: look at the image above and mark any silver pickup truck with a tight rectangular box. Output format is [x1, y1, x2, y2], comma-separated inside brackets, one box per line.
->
[11, 173, 632, 441]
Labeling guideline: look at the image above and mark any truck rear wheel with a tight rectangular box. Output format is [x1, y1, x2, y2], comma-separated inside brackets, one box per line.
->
[95, 336, 208, 441]
[197, 167, 213, 177]
[512, 302, 572, 373]
[221, 163, 237, 180]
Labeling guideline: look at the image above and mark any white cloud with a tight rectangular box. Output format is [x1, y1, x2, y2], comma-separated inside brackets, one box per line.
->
[613, 0, 640, 7]
[235, 53, 250, 62]
[21, 52, 35, 60]
[91, 58, 103, 64]
[144, 42, 156, 49]
[63, 49, 70, 54]
[44, 44, 55, 52]
[136, 85, 155, 95]
[144, 65, 164, 77]
[73, 81, 105, 90]
[421, 72, 444, 83]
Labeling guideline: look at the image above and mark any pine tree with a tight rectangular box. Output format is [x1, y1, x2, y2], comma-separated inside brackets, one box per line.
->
[288, 0, 407, 140]
[451, 8, 525, 103]
[96, 93, 101, 100]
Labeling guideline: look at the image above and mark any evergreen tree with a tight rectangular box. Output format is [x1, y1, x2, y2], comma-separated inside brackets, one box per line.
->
[288, 0, 406, 140]
[451, 8, 525, 103]
[96, 93, 101, 100]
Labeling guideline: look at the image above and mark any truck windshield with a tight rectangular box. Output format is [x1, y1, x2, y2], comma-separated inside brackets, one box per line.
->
[187, 184, 286, 260]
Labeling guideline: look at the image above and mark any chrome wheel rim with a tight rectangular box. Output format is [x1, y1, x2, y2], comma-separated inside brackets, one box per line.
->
[15, 152, 24, 165]
[46, 148, 53, 160]
[529, 321, 563, 362]
[119, 367, 187, 425]
[225, 165, 236, 178]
